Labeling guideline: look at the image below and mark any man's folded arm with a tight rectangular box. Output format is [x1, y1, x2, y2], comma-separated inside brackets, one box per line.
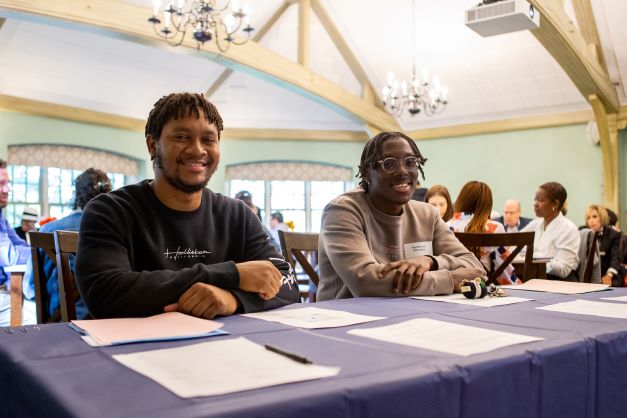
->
[229, 211, 299, 313]
[76, 203, 242, 318]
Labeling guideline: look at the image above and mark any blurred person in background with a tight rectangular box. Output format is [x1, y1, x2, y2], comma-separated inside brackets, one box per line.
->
[0, 158, 32, 326]
[23, 168, 113, 320]
[14, 207, 39, 240]
[425, 184, 454, 222]
[583, 204, 622, 286]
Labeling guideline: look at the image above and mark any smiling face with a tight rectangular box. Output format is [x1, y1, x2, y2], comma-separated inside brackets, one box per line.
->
[428, 194, 448, 219]
[148, 112, 220, 195]
[365, 136, 417, 215]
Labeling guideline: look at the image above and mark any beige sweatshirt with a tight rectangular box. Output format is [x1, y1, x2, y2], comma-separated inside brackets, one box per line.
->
[317, 190, 484, 300]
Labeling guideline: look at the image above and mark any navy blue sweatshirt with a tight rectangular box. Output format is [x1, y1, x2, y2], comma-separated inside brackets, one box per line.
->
[75, 180, 298, 318]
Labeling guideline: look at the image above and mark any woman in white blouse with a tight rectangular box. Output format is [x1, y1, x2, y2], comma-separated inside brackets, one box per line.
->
[522, 182, 580, 281]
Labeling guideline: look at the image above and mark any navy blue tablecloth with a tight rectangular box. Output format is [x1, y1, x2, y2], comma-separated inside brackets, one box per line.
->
[2, 288, 627, 417]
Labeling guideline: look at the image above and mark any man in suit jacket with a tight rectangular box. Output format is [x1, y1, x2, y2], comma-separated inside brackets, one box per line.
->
[497, 199, 531, 232]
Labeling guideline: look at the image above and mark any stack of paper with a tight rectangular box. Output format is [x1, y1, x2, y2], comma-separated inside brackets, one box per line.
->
[501, 279, 609, 294]
[69, 312, 227, 347]
[348, 318, 543, 356]
[113, 337, 340, 397]
[242, 306, 384, 329]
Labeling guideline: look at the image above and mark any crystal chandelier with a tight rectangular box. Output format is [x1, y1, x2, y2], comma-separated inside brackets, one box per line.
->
[148, 1, 254, 52]
[381, 0, 448, 117]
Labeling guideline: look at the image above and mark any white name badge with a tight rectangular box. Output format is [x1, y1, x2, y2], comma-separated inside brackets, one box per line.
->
[404, 241, 433, 258]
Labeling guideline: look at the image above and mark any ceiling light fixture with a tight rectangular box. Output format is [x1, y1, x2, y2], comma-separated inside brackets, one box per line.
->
[382, 0, 448, 117]
[148, 0, 254, 52]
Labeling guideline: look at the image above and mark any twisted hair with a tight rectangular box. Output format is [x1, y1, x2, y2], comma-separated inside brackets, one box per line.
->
[357, 131, 427, 192]
[425, 184, 454, 221]
[74, 168, 112, 210]
[145, 93, 224, 141]
[539, 181, 567, 214]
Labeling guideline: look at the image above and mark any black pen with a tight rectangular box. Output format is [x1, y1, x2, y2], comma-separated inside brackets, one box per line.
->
[264, 344, 312, 364]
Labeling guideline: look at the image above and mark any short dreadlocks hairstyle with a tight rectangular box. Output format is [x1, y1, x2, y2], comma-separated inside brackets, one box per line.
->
[144, 93, 224, 140]
[357, 131, 427, 192]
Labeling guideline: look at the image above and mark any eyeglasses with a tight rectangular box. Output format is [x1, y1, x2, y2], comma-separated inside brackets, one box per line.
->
[375, 156, 420, 173]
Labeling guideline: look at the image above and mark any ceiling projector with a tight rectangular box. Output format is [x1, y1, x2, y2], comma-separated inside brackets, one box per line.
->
[465, 0, 540, 37]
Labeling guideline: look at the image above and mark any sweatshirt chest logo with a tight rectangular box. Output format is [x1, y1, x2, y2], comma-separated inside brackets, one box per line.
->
[164, 246, 212, 260]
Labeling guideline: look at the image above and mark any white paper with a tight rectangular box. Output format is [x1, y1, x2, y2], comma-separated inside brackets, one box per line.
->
[602, 296, 627, 303]
[113, 337, 340, 398]
[242, 307, 384, 329]
[501, 279, 609, 294]
[347, 318, 543, 356]
[412, 294, 532, 307]
[537, 299, 627, 319]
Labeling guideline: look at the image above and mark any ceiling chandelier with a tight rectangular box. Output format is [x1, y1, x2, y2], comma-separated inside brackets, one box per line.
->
[381, 0, 448, 117]
[148, 1, 254, 52]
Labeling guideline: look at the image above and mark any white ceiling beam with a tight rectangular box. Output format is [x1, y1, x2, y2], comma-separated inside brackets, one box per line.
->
[408, 109, 593, 140]
[0, 94, 368, 141]
[571, 0, 608, 74]
[298, 0, 311, 68]
[310, 0, 380, 106]
[528, 0, 619, 113]
[0, 0, 400, 132]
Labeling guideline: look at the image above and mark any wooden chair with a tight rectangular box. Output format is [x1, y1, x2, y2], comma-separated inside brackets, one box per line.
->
[278, 230, 319, 302]
[454, 231, 535, 285]
[54, 230, 80, 322]
[580, 230, 599, 283]
[28, 231, 61, 323]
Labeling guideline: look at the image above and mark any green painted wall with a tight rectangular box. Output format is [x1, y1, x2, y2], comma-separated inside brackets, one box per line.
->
[415, 124, 602, 226]
[0, 111, 603, 225]
[0, 111, 150, 178]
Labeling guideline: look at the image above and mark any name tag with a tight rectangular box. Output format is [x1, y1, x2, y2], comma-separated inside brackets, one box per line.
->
[404, 241, 433, 258]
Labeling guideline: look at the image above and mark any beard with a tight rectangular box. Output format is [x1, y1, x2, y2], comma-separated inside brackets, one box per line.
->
[155, 150, 214, 194]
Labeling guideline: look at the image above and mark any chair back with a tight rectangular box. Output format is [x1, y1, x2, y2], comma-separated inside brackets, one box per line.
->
[278, 230, 319, 302]
[54, 230, 80, 322]
[27, 231, 59, 323]
[454, 231, 535, 285]
[579, 229, 600, 283]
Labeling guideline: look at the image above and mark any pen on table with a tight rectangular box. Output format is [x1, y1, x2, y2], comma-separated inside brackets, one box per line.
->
[264, 344, 312, 364]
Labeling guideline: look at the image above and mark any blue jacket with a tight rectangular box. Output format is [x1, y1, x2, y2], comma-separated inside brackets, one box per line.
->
[23, 211, 87, 319]
[0, 210, 29, 285]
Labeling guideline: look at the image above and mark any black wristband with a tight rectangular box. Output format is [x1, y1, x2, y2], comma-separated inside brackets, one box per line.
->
[426, 255, 439, 270]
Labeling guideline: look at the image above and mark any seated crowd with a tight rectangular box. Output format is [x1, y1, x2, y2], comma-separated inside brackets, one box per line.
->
[0, 92, 625, 327]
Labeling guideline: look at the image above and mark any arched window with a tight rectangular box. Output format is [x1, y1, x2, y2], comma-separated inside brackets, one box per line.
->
[6, 144, 140, 227]
[225, 161, 354, 232]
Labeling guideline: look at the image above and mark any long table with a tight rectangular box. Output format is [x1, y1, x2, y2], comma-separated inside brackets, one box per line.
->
[2, 288, 627, 417]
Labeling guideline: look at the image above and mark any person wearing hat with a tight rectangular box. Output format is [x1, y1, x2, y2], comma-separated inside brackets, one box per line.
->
[14, 207, 39, 240]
